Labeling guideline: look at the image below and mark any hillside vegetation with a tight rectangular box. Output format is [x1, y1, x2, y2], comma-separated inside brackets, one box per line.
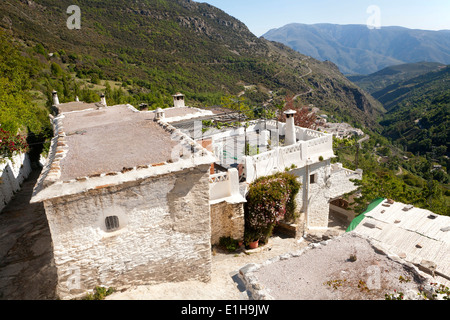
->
[379, 66, 449, 158]
[0, 0, 383, 129]
[348, 62, 446, 94]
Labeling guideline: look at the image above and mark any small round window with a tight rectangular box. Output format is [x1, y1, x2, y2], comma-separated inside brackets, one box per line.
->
[105, 216, 120, 232]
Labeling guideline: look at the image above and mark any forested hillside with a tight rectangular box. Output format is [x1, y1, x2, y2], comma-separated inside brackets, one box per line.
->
[379, 66, 449, 158]
[0, 0, 383, 129]
[347, 62, 446, 94]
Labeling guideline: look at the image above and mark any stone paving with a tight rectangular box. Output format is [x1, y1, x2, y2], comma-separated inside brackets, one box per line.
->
[0, 168, 57, 300]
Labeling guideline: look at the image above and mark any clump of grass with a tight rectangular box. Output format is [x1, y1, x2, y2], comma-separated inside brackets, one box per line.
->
[82, 286, 116, 300]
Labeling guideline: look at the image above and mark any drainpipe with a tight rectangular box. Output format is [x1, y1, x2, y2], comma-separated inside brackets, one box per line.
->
[304, 159, 312, 230]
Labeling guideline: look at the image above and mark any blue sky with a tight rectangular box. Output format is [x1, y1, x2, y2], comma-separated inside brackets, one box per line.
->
[199, 0, 450, 36]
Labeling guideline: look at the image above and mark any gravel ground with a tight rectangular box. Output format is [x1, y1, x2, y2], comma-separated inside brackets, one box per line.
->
[250, 233, 430, 300]
[107, 234, 309, 300]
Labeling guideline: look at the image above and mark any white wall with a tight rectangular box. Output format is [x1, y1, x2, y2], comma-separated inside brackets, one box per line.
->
[44, 165, 213, 300]
[0, 153, 32, 212]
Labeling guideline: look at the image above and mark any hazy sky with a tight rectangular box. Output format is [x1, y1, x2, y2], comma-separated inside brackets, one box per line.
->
[199, 0, 450, 36]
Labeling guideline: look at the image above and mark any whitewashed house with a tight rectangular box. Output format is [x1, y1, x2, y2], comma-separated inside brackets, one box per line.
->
[32, 92, 361, 299]
[31, 94, 225, 299]
[173, 108, 363, 231]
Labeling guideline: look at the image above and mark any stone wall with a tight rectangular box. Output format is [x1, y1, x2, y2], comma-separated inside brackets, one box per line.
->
[210, 201, 245, 245]
[0, 153, 32, 212]
[43, 165, 212, 300]
[291, 161, 332, 229]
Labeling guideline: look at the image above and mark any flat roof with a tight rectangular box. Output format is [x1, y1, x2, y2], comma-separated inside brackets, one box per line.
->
[59, 105, 180, 181]
[352, 199, 450, 282]
[56, 102, 100, 113]
[31, 104, 217, 202]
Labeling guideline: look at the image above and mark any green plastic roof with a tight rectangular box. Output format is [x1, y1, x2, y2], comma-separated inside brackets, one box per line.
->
[346, 197, 385, 232]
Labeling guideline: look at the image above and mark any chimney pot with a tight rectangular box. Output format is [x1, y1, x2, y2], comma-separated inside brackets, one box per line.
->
[100, 93, 107, 106]
[284, 109, 297, 145]
[52, 90, 60, 105]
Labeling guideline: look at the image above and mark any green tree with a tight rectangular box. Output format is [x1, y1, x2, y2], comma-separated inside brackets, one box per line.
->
[0, 32, 48, 134]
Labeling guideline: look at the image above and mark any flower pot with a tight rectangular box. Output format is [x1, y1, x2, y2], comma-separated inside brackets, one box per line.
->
[249, 240, 259, 249]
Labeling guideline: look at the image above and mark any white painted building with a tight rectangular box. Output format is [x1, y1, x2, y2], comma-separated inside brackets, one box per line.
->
[31, 92, 362, 298]
[31, 95, 226, 299]
[171, 109, 363, 231]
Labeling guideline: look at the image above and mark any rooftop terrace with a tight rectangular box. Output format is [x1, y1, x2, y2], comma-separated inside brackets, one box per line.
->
[59, 105, 180, 181]
[31, 104, 216, 202]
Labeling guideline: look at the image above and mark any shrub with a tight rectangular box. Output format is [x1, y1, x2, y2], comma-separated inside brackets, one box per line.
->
[244, 172, 301, 244]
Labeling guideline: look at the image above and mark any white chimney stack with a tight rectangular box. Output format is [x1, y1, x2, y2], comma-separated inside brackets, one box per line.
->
[52, 90, 60, 105]
[100, 93, 107, 107]
[173, 92, 185, 108]
[284, 109, 297, 146]
[154, 108, 165, 121]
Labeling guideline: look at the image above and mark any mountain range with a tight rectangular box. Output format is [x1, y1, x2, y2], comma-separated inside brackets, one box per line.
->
[262, 23, 450, 75]
[0, 0, 384, 129]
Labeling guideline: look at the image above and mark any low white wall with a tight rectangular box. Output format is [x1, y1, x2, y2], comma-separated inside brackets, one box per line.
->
[0, 153, 32, 212]
[243, 134, 334, 184]
[209, 168, 245, 204]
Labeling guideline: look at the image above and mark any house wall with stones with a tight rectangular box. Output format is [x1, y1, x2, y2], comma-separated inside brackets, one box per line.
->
[210, 201, 245, 245]
[43, 164, 212, 300]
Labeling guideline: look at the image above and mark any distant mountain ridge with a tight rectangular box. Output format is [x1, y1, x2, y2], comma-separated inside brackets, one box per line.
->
[262, 23, 450, 75]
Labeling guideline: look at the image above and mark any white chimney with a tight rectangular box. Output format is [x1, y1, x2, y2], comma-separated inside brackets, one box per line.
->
[284, 109, 297, 146]
[100, 93, 107, 107]
[75, 96, 79, 102]
[154, 108, 165, 121]
[52, 90, 60, 105]
[173, 92, 185, 108]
